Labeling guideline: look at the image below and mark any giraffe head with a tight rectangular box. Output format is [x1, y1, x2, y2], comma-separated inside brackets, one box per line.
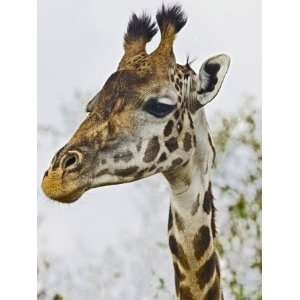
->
[42, 5, 230, 203]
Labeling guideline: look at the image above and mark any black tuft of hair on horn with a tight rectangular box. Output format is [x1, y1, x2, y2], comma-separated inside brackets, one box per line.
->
[125, 12, 158, 43]
[156, 4, 187, 34]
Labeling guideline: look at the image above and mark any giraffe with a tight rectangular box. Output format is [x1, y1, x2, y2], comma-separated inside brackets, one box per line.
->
[41, 5, 230, 300]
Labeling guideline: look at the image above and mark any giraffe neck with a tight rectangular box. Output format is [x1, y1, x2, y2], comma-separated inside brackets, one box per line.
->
[164, 111, 222, 300]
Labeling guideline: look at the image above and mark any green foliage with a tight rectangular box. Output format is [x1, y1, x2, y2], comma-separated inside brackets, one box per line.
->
[213, 98, 261, 299]
[152, 270, 172, 300]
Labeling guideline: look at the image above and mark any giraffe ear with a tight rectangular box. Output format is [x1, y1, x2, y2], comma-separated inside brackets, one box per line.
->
[194, 54, 230, 109]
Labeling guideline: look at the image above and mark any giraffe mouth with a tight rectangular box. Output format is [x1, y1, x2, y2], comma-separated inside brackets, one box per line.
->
[51, 187, 88, 203]
[41, 172, 90, 204]
[42, 183, 88, 204]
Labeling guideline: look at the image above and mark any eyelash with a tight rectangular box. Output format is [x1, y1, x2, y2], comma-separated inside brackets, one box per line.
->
[143, 97, 176, 118]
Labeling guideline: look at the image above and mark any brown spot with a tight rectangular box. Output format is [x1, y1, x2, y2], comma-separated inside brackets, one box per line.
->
[211, 200, 217, 238]
[95, 168, 109, 177]
[183, 132, 192, 152]
[174, 110, 180, 119]
[165, 137, 178, 152]
[182, 160, 189, 168]
[216, 258, 221, 277]
[178, 80, 183, 89]
[203, 182, 217, 237]
[191, 193, 200, 216]
[168, 207, 173, 231]
[143, 136, 160, 162]
[189, 99, 203, 113]
[115, 166, 138, 177]
[164, 120, 174, 137]
[174, 263, 185, 281]
[136, 138, 142, 152]
[203, 183, 213, 214]
[180, 286, 194, 300]
[196, 252, 217, 289]
[193, 134, 197, 146]
[203, 275, 220, 300]
[174, 263, 185, 295]
[176, 78, 182, 89]
[193, 226, 211, 260]
[175, 211, 185, 231]
[135, 169, 145, 178]
[158, 152, 167, 162]
[188, 113, 194, 129]
[113, 150, 133, 163]
[171, 158, 183, 168]
[156, 166, 163, 172]
[148, 164, 156, 172]
[174, 268, 180, 295]
[169, 235, 190, 270]
[208, 133, 216, 164]
[101, 159, 107, 164]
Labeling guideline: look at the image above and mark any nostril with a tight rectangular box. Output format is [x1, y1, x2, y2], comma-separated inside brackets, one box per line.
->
[63, 154, 78, 169]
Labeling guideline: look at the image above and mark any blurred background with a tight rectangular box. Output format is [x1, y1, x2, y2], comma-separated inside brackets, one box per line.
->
[38, 1, 261, 299]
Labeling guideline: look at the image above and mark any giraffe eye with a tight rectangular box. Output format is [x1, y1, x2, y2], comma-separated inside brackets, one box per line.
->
[143, 97, 176, 118]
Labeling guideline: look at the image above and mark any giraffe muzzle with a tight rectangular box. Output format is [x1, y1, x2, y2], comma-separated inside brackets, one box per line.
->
[41, 150, 89, 203]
